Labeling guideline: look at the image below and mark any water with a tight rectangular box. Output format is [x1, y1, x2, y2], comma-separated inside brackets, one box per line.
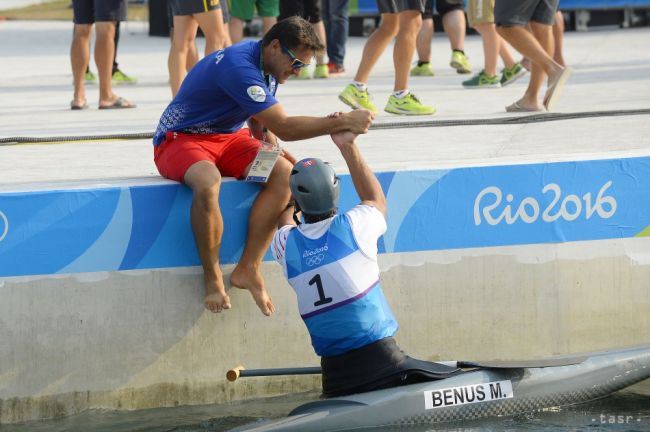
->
[3, 381, 649, 432]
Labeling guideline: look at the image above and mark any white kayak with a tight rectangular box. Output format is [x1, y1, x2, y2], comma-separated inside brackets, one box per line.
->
[231, 345, 650, 431]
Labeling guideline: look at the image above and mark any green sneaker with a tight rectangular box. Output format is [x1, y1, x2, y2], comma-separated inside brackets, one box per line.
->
[410, 62, 434, 77]
[313, 64, 329, 79]
[112, 69, 138, 85]
[450, 51, 472, 74]
[84, 70, 97, 84]
[384, 93, 435, 116]
[462, 70, 501, 89]
[296, 67, 311, 80]
[338, 84, 378, 113]
[500, 62, 527, 87]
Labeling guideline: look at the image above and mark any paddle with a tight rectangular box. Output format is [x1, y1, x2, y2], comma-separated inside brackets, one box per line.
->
[226, 355, 589, 382]
[227, 365, 322, 382]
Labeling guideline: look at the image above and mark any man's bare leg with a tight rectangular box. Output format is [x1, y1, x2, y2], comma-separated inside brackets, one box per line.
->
[552, 11, 565, 67]
[497, 24, 563, 83]
[229, 17, 245, 43]
[95, 21, 115, 104]
[71, 24, 92, 107]
[193, 9, 227, 55]
[312, 20, 328, 65]
[184, 161, 231, 313]
[230, 157, 292, 316]
[261, 16, 277, 35]
[498, 24, 561, 110]
[393, 10, 422, 91]
[475, 23, 500, 77]
[442, 9, 466, 51]
[354, 13, 398, 84]
[498, 34, 517, 70]
[415, 17, 433, 62]
[168, 16, 199, 97]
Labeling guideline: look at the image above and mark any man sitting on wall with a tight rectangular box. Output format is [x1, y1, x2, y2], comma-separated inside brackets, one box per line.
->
[152, 17, 374, 317]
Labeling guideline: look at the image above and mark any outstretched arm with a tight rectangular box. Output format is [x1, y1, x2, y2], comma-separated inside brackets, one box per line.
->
[253, 104, 374, 142]
[331, 131, 386, 216]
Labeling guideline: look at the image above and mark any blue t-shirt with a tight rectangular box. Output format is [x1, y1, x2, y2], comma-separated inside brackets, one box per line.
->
[153, 40, 279, 145]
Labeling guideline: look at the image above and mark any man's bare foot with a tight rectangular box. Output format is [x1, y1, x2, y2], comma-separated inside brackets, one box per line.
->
[505, 98, 545, 113]
[98, 95, 136, 109]
[204, 275, 231, 313]
[230, 265, 275, 316]
[543, 67, 571, 111]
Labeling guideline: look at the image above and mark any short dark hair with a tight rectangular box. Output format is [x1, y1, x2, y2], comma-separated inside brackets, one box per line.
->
[262, 16, 325, 53]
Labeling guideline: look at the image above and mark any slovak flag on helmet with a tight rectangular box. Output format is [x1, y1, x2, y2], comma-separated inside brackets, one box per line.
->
[302, 159, 315, 167]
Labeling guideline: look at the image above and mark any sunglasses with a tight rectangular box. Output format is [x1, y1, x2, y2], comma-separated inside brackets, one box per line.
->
[281, 44, 311, 70]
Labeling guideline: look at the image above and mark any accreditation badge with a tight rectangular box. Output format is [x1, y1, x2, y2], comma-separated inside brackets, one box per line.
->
[245, 142, 281, 183]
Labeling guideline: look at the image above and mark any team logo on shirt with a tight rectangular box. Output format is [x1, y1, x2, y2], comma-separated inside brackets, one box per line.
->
[247, 85, 266, 102]
[214, 50, 224, 64]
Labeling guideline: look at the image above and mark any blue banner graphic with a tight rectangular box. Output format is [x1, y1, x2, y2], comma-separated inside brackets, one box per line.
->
[1, 157, 649, 277]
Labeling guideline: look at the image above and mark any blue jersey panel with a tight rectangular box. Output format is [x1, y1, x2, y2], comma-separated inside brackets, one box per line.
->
[304, 284, 399, 356]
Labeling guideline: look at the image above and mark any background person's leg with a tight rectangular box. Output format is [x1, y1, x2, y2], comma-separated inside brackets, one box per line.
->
[71, 23, 93, 107]
[168, 15, 199, 97]
[193, 9, 227, 55]
[354, 13, 399, 83]
[95, 21, 118, 105]
[393, 10, 422, 91]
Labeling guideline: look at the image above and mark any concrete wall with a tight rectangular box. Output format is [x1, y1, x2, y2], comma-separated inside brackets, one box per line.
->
[1, 237, 649, 423]
[1, 156, 649, 423]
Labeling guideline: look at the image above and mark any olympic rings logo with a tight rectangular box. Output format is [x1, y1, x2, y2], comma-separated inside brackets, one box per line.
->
[305, 254, 325, 267]
[0, 211, 8, 243]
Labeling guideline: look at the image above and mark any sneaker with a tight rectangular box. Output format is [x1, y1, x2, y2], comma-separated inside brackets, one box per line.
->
[450, 51, 472, 74]
[314, 64, 329, 79]
[112, 69, 138, 85]
[296, 67, 311, 80]
[384, 93, 435, 115]
[328, 62, 345, 76]
[410, 62, 434, 77]
[84, 70, 97, 84]
[500, 62, 527, 87]
[338, 84, 378, 113]
[462, 70, 501, 89]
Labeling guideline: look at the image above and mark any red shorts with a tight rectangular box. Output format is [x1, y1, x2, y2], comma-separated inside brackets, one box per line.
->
[154, 129, 262, 182]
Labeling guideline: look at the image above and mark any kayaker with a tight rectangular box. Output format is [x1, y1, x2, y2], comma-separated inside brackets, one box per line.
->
[271, 127, 458, 397]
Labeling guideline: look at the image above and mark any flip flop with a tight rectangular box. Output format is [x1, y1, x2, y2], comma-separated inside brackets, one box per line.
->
[70, 100, 88, 110]
[505, 101, 545, 113]
[99, 97, 136, 109]
[543, 67, 572, 111]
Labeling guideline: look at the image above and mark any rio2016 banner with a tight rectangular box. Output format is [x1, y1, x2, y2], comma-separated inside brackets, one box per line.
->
[0, 157, 649, 278]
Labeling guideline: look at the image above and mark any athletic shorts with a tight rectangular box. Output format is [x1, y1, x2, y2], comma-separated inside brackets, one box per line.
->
[230, 0, 279, 20]
[467, 0, 495, 26]
[154, 129, 262, 182]
[167, 0, 230, 27]
[169, 0, 221, 17]
[279, 0, 321, 23]
[376, 0, 425, 14]
[422, 0, 464, 19]
[72, 0, 126, 24]
[494, 0, 558, 26]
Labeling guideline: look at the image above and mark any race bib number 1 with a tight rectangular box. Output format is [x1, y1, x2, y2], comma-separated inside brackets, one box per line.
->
[245, 144, 280, 183]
